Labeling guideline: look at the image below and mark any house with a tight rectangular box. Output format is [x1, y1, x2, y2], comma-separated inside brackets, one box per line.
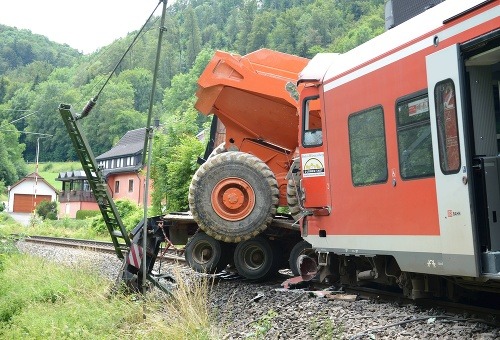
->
[56, 127, 152, 218]
[96, 127, 152, 207]
[7, 173, 58, 213]
[56, 170, 99, 218]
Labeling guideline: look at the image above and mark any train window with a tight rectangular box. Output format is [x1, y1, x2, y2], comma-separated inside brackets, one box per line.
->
[434, 79, 461, 174]
[348, 106, 388, 186]
[396, 92, 434, 179]
[302, 95, 322, 147]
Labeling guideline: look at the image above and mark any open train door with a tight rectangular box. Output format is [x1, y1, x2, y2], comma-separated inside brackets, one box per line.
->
[426, 44, 480, 277]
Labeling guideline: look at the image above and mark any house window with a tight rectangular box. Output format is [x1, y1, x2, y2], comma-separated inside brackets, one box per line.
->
[129, 179, 134, 192]
[115, 181, 120, 193]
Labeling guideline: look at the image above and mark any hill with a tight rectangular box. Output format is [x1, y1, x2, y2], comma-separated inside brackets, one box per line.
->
[0, 0, 385, 211]
[0, 24, 81, 74]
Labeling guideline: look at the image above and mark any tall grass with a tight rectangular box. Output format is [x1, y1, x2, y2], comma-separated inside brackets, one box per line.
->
[0, 251, 221, 339]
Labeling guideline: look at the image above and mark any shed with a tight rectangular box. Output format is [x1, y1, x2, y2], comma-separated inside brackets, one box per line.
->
[7, 173, 59, 213]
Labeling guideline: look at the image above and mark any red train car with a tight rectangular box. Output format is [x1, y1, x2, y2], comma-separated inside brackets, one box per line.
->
[293, 0, 500, 298]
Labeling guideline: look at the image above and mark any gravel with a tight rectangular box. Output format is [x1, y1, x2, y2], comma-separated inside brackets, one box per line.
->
[16, 241, 500, 339]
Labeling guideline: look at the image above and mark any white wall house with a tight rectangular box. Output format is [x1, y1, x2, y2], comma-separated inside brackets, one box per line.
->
[7, 173, 58, 213]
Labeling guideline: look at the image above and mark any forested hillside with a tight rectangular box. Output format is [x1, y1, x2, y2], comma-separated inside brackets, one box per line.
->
[0, 0, 385, 211]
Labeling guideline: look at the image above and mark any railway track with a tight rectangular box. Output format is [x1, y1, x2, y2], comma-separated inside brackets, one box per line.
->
[23, 235, 186, 263]
[19, 235, 500, 327]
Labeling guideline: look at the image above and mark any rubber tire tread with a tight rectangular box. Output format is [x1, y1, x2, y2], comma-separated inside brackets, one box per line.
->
[189, 152, 279, 243]
[288, 240, 313, 277]
[233, 236, 279, 280]
[287, 179, 301, 221]
[185, 232, 230, 273]
[208, 142, 226, 158]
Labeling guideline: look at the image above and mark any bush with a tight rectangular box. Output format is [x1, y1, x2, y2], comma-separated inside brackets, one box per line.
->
[0, 202, 5, 213]
[35, 201, 57, 220]
[75, 210, 100, 220]
[89, 199, 143, 235]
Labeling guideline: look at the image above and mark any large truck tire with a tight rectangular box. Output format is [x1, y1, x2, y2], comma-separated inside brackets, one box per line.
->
[286, 179, 302, 221]
[233, 236, 279, 280]
[185, 232, 230, 273]
[208, 142, 226, 158]
[189, 152, 279, 243]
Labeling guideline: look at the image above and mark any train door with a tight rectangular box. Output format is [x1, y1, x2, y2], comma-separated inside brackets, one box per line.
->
[461, 32, 500, 275]
[299, 86, 330, 211]
[426, 44, 479, 277]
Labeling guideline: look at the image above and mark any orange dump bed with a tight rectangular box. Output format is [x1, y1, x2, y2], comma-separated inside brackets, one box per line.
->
[195, 49, 309, 152]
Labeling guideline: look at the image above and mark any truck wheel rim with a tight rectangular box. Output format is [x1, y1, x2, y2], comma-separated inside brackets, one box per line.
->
[243, 245, 264, 270]
[192, 240, 213, 264]
[211, 177, 255, 221]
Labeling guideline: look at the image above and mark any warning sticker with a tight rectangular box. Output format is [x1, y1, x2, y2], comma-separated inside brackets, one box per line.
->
[302, 152, 325, 177]
[408, 97, 428, 116]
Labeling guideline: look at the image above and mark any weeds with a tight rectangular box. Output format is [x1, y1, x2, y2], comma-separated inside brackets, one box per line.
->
[248, 309, 278, 339]
[0, 212, 107, 240]
[0, 254, 220, 339]
[311, 317, 344, 339]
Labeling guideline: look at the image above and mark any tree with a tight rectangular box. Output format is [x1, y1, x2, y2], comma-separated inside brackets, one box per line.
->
[36, 200, 58, 220]
[182, 6, 203, 68]
[115, 68, 157, 113]
[81, 81, 145, 157]
[0, 122, 26, 185]
[235, 1, 257, 54]
[248, 12, 275, 51]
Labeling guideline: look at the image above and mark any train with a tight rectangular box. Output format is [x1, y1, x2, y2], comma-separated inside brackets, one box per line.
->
[291, 0, 500, 299]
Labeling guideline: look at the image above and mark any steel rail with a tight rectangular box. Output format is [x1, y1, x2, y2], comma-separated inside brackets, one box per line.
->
[23, 235, 186, 262]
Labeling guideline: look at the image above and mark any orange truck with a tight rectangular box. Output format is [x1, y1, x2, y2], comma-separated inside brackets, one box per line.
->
[184, 49, 313, 279]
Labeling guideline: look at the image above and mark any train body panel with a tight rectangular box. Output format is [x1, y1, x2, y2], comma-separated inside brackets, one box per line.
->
[297, 0, 500, 281]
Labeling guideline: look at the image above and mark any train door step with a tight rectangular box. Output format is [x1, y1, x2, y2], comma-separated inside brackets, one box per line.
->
[482, 251, 500, 274]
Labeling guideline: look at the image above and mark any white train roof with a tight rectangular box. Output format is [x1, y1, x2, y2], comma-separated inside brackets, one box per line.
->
[299, 0, 491, 86]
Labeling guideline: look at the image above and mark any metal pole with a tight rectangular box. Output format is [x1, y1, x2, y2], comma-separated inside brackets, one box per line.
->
[142, 0, 168, 319]
[142, 0, 168, 165]
[142, 125, 154, 315]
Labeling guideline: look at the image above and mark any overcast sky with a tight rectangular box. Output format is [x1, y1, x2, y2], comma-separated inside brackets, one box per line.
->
[0, 0, 167, 54]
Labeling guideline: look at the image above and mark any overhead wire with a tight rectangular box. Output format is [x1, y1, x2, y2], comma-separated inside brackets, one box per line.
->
[75, 1, 164, 119]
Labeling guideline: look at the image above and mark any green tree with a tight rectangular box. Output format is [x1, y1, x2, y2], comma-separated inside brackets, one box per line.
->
[81, 81, 145, 157]
[183, 6, 203, 68]
[248, 12, 275, 51]
[0, 122, 26, 185]
[35, 200, 58, 220]
[115, 68, 157, 113]
[235, 0, 257, 54]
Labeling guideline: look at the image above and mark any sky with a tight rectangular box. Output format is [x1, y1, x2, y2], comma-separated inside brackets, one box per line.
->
[0, 0, 169, 54]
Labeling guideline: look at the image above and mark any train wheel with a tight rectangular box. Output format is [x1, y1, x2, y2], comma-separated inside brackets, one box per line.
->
[185, 232, 230, 273]
[233, 236, 278, 280]
[189, 152, 279, 243]
[286, 179, 302, 221]
[288, 240, 315, 277]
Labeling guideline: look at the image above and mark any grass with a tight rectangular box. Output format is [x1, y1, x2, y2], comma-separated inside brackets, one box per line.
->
[0, 235, 221, 339]
[0, 212, 108, 241]
[26, 161, 81, 190]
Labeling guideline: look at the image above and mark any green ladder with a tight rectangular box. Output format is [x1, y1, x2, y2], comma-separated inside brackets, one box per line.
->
[59, 103, 131, 258]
